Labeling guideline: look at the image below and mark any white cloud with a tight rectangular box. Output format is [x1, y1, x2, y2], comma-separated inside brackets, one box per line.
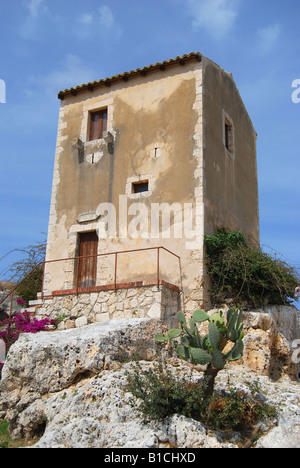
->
[257, 24, 281, 55]
[185, 0, 240, 39]
[78, 5, 121, 37]
[98, 5, 115, 29]
[20, 0, 51, 39]
[23, 0, 48, 18]
[79, 13, 94, 25]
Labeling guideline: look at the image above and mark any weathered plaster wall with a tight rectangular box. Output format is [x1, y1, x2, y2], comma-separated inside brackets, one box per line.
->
[49, 67, 198, 233]
[202, 59, 259, 244]
[45, 61, 206, 308]
[44, 55, 259, 311]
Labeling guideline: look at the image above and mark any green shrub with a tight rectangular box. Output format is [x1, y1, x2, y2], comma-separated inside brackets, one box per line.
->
[204, 228, 299, 307]
[15, 265, 44, 305]
[203, 389, 277, 432]
[126, 361, 208, 422]
[0, 420, 10, 448]
[0, 419, 43, 448]
[126, 361, 277, 439]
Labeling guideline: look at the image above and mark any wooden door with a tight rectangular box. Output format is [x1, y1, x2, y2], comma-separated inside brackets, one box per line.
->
[77, 232, 98, 288]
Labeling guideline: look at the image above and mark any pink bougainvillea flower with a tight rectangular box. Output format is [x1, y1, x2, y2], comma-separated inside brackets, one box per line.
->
[16, 298, 25, 306]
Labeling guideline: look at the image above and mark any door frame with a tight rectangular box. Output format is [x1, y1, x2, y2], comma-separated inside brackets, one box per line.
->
[76, 231, 99, 289]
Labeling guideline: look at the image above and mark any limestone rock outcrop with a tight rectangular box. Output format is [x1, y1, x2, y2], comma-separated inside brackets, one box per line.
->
[0, 306, 299, 448]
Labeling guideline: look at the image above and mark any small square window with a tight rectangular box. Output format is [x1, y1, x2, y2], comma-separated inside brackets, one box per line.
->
[132, 181, 149, 194]
[89, 109, 108, 141]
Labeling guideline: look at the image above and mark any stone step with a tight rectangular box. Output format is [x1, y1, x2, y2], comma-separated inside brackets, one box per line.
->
[37, 291, 52, 299]
[28, 299, 44, 307]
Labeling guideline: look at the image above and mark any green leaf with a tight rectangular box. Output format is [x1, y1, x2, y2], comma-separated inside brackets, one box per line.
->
[176, 345, 190, 361]
[237, 310, 243, 331]
[226, 340, 244, 361]
[189, 318, 196, 334]
[208, 322, 220, 348]
[183, 324, 193, 337]
[233, 340, 244, 360]
[180, 335, 191, 347]
[227, 328, 239, 342]
[228, 309, 238, 329]
[193, 309, 209, 323]
[227, 308, 244, 342]
[194, 324, 202, 348]
[154, 334, 168, 343]
[210, 313, 224, 327]
[201, 334, 209, 350]
[167, 329, 182, 339]
[211, 349, 225, 369]
[177, 311, 186, 325]
[190, 348, 212, 365]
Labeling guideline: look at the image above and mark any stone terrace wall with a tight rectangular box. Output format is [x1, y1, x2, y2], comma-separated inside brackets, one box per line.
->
[34, 284, 180, 329]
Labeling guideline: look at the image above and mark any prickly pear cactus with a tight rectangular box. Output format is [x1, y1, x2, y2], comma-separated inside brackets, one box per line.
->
[154, 307, 244, 370]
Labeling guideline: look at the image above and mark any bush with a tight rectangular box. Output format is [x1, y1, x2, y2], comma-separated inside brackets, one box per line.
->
[126, 361, 277, 439]
[0, 420, 10, 448]
[126, 361, 208, 422]
[15, 265, 44, 306]
[204, 228, 299, 307]
[203, 389, 277, 432]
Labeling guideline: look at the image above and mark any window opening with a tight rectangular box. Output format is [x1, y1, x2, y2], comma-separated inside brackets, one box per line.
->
[224, 118, 234, 153]
[89, 109, 108, 141]
[132, 180, 149, 194]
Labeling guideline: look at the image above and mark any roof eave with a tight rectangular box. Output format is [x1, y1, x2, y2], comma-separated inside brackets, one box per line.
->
[57, 52, 202, 101]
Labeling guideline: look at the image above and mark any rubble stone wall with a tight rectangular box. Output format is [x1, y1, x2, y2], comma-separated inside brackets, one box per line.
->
[34, 284, 180, 329]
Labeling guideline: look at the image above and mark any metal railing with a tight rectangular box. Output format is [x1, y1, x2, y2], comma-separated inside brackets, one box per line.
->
[0, 246, 181, 317]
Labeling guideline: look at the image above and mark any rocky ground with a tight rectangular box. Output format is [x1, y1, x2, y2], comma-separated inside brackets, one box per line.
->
[4, 362, 299, 449]
[0, 308, 299, 448]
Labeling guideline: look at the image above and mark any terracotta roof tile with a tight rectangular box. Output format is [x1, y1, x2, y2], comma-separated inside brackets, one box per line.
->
[58, 52, 202, 100]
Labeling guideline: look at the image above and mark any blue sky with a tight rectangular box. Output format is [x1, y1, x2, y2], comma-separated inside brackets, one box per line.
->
[0, 0, 299, 283]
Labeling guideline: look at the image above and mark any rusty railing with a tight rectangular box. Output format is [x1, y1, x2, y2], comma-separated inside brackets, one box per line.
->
[0, 246, 181, 317]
